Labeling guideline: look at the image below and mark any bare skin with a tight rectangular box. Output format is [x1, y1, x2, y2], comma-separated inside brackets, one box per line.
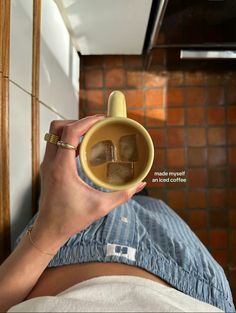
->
[0, 116, 148, 312]
[27, 262, 171, 299]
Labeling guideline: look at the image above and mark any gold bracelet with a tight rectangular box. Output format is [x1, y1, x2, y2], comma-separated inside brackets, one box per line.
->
[27, 227, 56, 256]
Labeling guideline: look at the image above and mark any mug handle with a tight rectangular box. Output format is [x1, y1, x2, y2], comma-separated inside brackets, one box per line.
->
[107, 91, 127, 118]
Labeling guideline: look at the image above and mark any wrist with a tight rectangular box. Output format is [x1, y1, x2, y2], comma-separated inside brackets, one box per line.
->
[29, 217, 70, 255]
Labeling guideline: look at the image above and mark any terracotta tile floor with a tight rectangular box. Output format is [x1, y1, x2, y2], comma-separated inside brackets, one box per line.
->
[79, 54, 236, 302]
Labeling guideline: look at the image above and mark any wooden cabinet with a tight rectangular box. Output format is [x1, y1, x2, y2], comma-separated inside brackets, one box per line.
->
[57, 0, 152, 55]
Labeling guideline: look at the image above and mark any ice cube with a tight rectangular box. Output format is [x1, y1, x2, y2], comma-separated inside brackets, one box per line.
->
[89, 140, 115, 166]
[107, 162, 134, 184]
[119, 134, 138, 162]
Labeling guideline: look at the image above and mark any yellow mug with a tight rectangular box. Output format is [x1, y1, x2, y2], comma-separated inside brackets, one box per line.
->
[80, 91, 154, 190]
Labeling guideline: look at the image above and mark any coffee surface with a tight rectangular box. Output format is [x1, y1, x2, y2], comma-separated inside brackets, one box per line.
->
[86, 122, 148, 186]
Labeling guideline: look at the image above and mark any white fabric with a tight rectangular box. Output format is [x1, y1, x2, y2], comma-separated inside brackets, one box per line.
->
[9, 275, 223, 312]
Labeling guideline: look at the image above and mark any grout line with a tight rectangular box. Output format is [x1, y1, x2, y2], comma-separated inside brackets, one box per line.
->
[9, 79, 32, 96]
[204, 80, 210, 237]
[182, 69, 190, 219]
[223, 81, 231, 271]
[77, 83, 236, 91]
[9, 80, 69, 120]
[39, 101, 66, 119]
[162, 64, 168, 193]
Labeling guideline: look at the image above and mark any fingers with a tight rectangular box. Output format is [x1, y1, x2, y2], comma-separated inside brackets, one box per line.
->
[55, 115, 105, 165]
[43, 120, 76, 164]
[101, 182, 147, 215]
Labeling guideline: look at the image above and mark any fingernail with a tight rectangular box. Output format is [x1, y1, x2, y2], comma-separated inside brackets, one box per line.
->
[135, 182, 147, 193]
[86, 114, 105, 119]
[95, 114, 105, 118]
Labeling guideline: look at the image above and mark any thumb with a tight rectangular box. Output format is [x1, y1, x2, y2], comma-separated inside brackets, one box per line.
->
[103, 182, 147, 211]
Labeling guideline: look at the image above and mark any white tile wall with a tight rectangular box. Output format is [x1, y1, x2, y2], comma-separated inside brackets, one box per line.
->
[39, 103, 62, 164]
[9, 82, 32, 247]
[8, 0, 80, 249]
[10, 0, 33, 93]
[40, 0, 79, 119]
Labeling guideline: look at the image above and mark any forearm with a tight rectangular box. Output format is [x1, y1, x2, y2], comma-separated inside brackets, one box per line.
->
[0, 221, 68, 312]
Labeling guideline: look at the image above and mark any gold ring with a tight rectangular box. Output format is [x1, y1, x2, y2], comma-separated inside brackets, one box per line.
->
[44, 133, 59, 145]
[57, 140, 77, 150]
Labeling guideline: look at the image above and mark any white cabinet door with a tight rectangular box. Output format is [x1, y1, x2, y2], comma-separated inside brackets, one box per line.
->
[9, 82, 32, 247]
[39, 103, 62, 164]
[40, 0, 79, 119]
[10, 0, 33, 93]
[59, 0, 152, 54]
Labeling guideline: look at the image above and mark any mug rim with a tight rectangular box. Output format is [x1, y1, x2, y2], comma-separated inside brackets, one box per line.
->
[80, 117, 154, 190]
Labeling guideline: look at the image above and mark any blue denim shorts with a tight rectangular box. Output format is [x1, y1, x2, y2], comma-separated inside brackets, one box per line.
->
[16, 157, 235, 312]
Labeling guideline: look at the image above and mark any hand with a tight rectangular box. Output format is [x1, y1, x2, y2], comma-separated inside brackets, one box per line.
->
[33, 115, 146, 245]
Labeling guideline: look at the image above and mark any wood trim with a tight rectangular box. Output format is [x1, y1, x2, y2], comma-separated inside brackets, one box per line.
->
[0, 78, 11, 261]
[31, 97, 40, 215]
[0, 73, 4, 262]
[0, 1, 4, 73]
[31, 0, 41, 215]
[2, 0, 10, 77]
[0, 0, 11, 261]
[32, 0, 41, 97]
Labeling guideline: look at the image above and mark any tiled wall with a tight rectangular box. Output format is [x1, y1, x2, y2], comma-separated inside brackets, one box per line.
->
[79, 52, 236, 300]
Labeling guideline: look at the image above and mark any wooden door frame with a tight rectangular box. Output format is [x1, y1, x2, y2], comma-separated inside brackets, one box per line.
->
[0, 0, 11, 262]
[31, 0, 41, 215]
[0, 0, 42, 261]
